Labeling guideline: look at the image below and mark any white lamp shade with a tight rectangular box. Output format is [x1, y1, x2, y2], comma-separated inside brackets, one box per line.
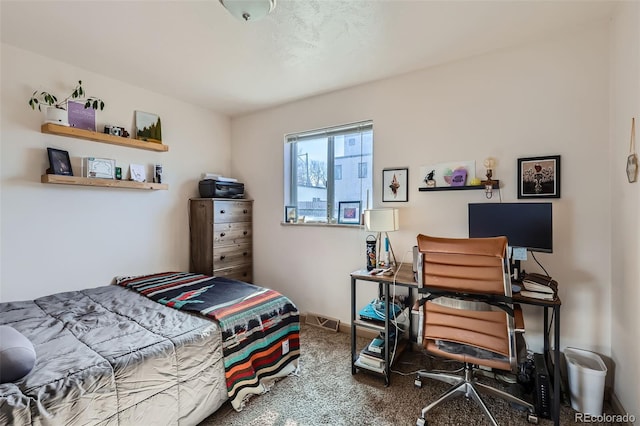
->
[219, 0, 276, 21]
[364, 209, 399, 232]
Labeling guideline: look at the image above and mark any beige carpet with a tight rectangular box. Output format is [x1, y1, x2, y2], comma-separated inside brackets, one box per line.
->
[201, 324, 614, 426]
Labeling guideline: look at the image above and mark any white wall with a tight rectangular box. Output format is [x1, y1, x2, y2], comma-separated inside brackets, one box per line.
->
[609, 2, 640, 418]
[0, 44, 230, 301]
[230, 24, 612, 358]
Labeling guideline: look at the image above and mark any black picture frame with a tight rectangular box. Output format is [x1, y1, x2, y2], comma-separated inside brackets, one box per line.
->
[382, 168, 409, 202]
[338, 201, 361, 224]
[284, 205, 297, 223]
[517, 155, 561, 199]
[47, 147, 73, 176]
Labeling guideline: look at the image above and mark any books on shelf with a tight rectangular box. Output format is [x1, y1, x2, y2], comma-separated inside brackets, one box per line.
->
[368, 337, 384, 354]
[519, 290, 556, 300]
[357, 352, 385, 369]
[354, 356, 385, 373]
[518, 273, 558, 300]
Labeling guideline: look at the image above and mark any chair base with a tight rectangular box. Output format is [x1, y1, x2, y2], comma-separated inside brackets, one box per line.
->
[415, 362, 538, 426]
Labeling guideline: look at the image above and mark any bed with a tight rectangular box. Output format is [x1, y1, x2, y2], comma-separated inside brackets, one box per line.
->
[0, 272, 300, 425]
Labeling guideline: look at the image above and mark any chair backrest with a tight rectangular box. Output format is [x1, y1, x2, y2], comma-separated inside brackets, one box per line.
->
[416, 234, 518, 371]
[416, 233, 511, 297]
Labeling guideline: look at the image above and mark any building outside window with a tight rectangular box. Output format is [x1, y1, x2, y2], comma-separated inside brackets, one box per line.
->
[335, 164, 343, 180]
[284, 121, 373, 224]
[358, 162, 368, 179]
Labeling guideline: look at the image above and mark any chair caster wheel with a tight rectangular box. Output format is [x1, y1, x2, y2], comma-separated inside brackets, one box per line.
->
[414, 377, 423, 388]
[416, 417, 427, 426]
[527, 413, 539, 424]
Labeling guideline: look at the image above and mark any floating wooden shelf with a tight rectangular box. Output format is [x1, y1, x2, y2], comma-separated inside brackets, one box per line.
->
[41, 174, 168, 190]
[418, 180, 500, 192]
[41, 123, 169, 152]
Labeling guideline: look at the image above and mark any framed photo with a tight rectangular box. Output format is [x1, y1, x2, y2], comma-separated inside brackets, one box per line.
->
[83, 157, 115, 179]
[338, 201, 361, 225]
[135, 111, 162, 143]
[67, 100, 96, 131]
[284, 205, 297, 223]
[517, 155, 561, 199]
[129, 164, 146, 182]
[382, 168, 408, 202]
[47, 147, 73, 176]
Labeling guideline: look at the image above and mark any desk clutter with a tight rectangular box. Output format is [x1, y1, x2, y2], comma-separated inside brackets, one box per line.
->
[517, 273, 558, 300]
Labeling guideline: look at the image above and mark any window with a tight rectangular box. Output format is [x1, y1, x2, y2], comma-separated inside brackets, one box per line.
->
[284, 121, 373, 224]
[335, 164, 343, 180]
[358, 162, 368, 178]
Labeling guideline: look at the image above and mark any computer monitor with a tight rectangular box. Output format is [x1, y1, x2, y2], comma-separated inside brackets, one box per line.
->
[468, 202, 553, 253]
[468, 202, 552, 281]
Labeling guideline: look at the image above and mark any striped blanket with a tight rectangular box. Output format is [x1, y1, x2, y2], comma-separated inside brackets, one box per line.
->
[116, 272, 300, 410]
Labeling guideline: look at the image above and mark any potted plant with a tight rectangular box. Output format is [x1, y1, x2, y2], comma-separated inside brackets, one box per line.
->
[28, 80, 105, 126]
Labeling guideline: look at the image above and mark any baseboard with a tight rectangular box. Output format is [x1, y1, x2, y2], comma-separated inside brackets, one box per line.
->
[301, 313, 378, 339]
[610, 393, 634, 426]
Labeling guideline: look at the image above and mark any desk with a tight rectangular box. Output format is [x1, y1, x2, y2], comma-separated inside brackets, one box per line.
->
[350, 263, 562, 426]
[350, 264, 417, 386]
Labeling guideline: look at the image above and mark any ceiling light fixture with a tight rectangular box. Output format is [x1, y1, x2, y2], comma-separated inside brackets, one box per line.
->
[219, 0, 276, 22]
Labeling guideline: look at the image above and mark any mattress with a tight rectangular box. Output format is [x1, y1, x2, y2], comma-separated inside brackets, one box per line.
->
[0, 285, 229, 425]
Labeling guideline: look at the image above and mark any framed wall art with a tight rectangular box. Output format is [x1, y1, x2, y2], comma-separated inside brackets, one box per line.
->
[338, 201, 361, 224]
[46, 147, 73, 176]
[285, 205, 297, 223]
[83, 157, 115, 179]
[135, 111, 162, 143]
[517, 155, 561, 199]
[382, 168, 408, 202]
[67, 101, 96, 131]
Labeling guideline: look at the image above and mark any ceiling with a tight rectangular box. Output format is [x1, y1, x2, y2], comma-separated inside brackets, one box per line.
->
[1, 0, 616, 117]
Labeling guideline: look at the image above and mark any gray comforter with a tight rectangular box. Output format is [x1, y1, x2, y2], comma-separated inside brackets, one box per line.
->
[0, 285, 228, 425]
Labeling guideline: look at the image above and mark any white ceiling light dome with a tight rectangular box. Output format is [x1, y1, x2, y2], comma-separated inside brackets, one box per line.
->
[219, 0, 276, 22]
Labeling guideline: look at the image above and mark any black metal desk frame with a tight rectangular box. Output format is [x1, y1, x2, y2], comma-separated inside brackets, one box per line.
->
[350, 266, 561, 426]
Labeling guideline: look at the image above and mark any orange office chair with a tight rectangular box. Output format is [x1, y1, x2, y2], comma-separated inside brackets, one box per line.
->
[414, 234, 537, 426]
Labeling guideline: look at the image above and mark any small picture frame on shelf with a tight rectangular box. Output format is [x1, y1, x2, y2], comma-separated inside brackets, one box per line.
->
[517, 155, 561, 199]
[285, 205, 297, 223]
[83, 157, 115, 179]
[135, 111, 162, 143]
[129, 164, 146, 182]
[46, 147, 73, 176]
[382, 168, 408, 202]
[338, 201, 361, 225]
[67, 101, 96, 131]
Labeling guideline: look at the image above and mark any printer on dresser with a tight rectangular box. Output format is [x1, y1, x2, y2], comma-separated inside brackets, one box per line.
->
[189, 198, 253, 283]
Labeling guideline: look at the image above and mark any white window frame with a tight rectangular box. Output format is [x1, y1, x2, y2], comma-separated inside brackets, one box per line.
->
[284, 120, 373, 225]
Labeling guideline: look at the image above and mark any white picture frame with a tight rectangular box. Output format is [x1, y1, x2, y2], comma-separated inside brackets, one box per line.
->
[130, 164, 146, 182]
[83, 157, 115, 179]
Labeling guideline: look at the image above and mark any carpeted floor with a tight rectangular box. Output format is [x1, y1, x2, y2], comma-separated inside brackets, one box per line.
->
[201, 324, 616, 426]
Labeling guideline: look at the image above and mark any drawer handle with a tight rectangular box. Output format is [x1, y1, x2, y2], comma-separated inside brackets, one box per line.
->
[220, 210, 225, 214]
[243, 231, 248, 235]
[220, 232, 226, 237]
[243, 209, 248, 214]
[243, 252, 248, 256]
[220, 255, 226, 261]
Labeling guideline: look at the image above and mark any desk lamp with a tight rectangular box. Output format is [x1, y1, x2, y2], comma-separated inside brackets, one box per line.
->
[364, 208, 400, 269]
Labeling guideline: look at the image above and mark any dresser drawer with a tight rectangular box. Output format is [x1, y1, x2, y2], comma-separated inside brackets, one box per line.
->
[213, 222, 252, 245]
[213, 244, 252, 269]
[214, 265, 253, 283]
[213, 201, 252, 223]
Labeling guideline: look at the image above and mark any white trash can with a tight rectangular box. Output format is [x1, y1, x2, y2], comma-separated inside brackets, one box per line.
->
[565, 347, 607, 415]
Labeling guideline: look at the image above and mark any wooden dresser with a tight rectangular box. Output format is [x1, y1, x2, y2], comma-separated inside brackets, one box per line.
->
[189, 198, 253, 283]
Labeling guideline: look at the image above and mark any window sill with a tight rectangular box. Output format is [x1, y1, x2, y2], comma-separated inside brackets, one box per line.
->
[280, 221, 363, 229]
